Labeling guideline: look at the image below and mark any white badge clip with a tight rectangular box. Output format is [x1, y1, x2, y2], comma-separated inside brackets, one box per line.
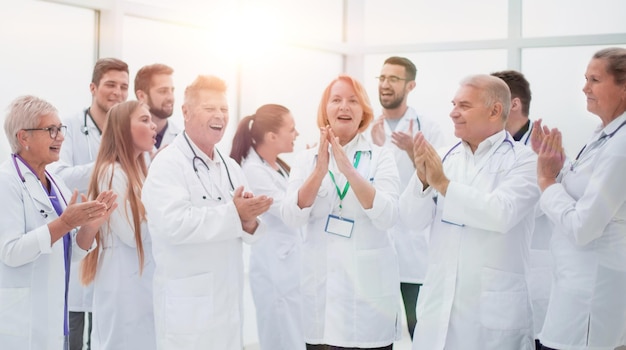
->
[325, 214, 354, 238]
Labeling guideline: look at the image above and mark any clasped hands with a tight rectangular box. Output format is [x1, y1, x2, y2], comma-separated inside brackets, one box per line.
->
[411, 132, 449, 195]
[233, 186, 273, 234]
[313, 125, 362, 179]
[371, 116, 415, 158]
[531, 119, 565, 191]
[59, 190, 118, 230]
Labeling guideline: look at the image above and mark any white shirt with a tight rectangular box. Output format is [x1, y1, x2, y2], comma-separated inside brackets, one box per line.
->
[400, 130, 539, 350]
[539, 113, 626, 350]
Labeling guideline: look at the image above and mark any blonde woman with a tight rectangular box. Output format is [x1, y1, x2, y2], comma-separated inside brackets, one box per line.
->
[81, 100, 157, 349]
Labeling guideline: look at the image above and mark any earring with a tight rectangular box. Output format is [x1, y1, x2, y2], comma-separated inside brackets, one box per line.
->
[25, 146, 29, 151]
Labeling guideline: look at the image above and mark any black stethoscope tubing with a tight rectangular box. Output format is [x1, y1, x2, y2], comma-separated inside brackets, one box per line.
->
[182, 131, 235, 196]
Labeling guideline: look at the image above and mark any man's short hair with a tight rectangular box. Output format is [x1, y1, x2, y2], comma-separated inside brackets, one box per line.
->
[384, 56, 417, 81]
[461, 74, 512, 121]
[490, 70, 531, 117]
[134, 63, 174, 97]
[92, 58, 129, 85]
[184, 75, 227, 103]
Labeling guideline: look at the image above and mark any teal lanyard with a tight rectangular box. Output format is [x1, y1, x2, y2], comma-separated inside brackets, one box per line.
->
[328, 151, 362, 212]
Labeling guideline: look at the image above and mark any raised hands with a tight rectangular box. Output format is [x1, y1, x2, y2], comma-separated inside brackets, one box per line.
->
[537, 126, 565, 191]
[60, 189, 118, 229]
[392, 119, 414, 157]
[412, 132, 449, 195]
[531, 119, 552, 154]
[233, 186, 273, 234]
[371, 116, 386, 146]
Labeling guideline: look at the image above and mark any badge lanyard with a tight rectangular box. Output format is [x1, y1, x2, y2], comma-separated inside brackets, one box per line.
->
[328, 150, 362, 217]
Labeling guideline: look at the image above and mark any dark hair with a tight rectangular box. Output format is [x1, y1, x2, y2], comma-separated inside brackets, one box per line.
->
[593, 47, 626, 85]
[384, 56, 417, 81]
[230, 104, 291, 172]
[134, 63, 174, 97]
[92, 58, 129, 85]
[491, 70, 532, 117]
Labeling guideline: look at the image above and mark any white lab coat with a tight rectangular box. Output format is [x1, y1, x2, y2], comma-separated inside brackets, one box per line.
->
[368, 107, 445, 283]
[242, 149, 305, 350]
[142, 133, 266, 350]
[281, 134, 401, 348]
[90, 163, 156, 350]
[157, 120, 181, 151]
[0, 156, 92, 349]
[538, 113, 626, 350]
[517, 123, 554, 338]
[51, 109, 100, 314]
[400, 130, 539, 350]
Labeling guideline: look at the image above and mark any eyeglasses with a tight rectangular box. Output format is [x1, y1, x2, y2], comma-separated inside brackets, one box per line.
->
[376, 75, 408, 84]
[23, 125, 67, 139]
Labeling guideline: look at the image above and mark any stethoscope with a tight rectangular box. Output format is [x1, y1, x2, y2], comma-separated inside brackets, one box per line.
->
[182, 131, 234, 201]
[12, 153, 67, 219]
[570, 119, 626, 172]
[433, 133, 515, 205]
[82, 108, 102, 160]
[441, 133, 514, 165]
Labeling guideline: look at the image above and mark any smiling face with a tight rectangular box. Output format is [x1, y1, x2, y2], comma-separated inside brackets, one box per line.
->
[325, 80, 364, 145]
[130, 105, 157, 155]
[182, 89, 229, 155]
[583, 58, 626, 125]
[449, 84, 498, 151]
[90, 70, 129, 114]
[378, 63, 414, 110]
[145, 73, 175, 119]
[19, 113, 64, 170]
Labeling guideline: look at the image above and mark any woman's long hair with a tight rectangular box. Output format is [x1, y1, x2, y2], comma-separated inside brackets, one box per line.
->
[230, 104, 291, 172]
[81, 101, 149, 285]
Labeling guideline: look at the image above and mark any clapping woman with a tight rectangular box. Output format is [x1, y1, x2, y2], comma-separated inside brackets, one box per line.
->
[281, 75, 401, 349]
[0, 95, 116, 349]
[535, 47, 626, 350]
[80, 101, 157, 349]
[231, 104, 304, 350]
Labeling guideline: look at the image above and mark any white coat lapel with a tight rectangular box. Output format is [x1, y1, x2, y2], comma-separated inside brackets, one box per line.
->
[20, 164, 55, 216]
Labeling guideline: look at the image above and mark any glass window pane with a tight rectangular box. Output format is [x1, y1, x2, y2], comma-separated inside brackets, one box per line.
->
[240, 47, 343, 161]
[522, 45, 626, 155]
[0, 0, 95, 159]
[364, 0, 508, 45]
[523, 0, 626, 37]
[123, 15, 239, 145]
[364, 50, 508, 145]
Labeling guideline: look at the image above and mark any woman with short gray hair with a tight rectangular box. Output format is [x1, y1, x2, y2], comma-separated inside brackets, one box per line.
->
[0, 95, 117, 350]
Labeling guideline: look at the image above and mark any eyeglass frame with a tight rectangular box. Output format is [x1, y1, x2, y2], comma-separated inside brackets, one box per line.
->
[22, 125, 67, 139]
[376, 75, 409, 84]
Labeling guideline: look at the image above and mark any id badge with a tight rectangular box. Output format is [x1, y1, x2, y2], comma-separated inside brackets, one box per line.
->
[325, 214, 354, 238]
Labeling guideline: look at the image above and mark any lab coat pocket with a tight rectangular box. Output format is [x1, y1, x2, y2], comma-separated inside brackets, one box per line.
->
[0, 287, 30, 337]
[480, 267, 530, 330]
[356, 247, 399, 298]
[165, 273, 214, 335]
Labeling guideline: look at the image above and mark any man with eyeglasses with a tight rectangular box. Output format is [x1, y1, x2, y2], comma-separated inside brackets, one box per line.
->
[50, 57, 129, 350]
[370, 56, 445, 340]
